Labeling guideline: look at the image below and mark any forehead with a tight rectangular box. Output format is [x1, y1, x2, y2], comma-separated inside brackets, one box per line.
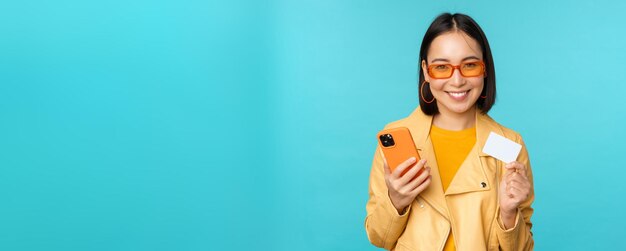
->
[427, 31, 483, 63]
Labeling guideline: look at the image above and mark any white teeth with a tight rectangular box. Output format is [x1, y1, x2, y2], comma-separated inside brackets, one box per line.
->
[448, 91, 468, 97]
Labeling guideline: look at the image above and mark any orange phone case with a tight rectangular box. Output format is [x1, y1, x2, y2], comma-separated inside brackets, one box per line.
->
[377, 127, 421, 176]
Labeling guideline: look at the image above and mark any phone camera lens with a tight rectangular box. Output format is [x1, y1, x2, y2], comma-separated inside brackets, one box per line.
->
[379, 134, 395, 147]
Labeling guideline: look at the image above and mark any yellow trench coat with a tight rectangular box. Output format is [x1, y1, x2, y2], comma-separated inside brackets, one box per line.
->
[365, 107, 534, 251]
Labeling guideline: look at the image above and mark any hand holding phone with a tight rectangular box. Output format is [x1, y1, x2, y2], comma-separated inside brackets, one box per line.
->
[377, 127, 432, 213]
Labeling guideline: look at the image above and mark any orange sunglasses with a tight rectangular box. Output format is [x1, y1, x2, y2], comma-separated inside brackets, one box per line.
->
[427, 61, 486, 79]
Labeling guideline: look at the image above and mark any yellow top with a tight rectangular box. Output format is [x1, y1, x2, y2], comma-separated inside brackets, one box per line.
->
[430, 125, 476, 251]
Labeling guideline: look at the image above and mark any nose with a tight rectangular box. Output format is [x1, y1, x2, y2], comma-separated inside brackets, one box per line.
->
[449, 68, 465, 87]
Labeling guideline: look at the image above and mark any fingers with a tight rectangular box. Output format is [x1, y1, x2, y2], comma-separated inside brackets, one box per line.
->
[391, 157, 418, 179]
[410, 174, 432, 195]
[505, 161, 527, 177]
[504, 171, 529, 185]
[500, 162, 531, 211]
[504, 173, 529, 195]
[504, 161, 523, 170]
[503, 172, 530, 201]
[503, 167, 528, 193]
[398, 159, 427, 184]
[386, 158, 431, 201]
[506, 180, 530, 195]
[403, 165, 431, 191]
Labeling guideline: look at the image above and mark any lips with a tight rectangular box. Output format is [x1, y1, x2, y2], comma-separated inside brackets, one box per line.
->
[446, 90, 469, 101]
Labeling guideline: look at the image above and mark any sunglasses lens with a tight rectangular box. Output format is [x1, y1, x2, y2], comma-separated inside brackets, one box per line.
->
[461, 62, 484, 77]
[430, 65, 453, 78]
[428, 61, 485, 79]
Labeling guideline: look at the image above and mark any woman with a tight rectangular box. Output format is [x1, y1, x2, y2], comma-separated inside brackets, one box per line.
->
[365, 13, 534, 251]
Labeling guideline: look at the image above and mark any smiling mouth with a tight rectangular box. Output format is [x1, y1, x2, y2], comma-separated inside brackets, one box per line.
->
[445, 90, 470, 100]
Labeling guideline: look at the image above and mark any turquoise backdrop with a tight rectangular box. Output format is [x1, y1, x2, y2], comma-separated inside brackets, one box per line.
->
[1, 0, 624, 250]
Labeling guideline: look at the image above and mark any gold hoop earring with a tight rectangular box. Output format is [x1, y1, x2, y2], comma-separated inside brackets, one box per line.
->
[420, 81, 435, 104]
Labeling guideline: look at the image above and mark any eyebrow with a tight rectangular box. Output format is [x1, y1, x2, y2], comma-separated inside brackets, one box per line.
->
[431, 56, 481, 63]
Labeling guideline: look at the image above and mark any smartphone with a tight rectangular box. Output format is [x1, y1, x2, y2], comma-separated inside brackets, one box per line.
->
[377, 127, 421, 176]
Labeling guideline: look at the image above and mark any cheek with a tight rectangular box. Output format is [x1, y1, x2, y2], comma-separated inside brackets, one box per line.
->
[470, 80, 485, 92]
[428, 81, 446, 92]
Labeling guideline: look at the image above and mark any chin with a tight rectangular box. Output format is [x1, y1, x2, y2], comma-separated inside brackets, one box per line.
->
[443, 102, 476, 115]
[450, 107, 473, 114]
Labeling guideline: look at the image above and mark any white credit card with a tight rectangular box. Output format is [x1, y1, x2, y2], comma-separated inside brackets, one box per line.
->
[482, 132, 522, 163]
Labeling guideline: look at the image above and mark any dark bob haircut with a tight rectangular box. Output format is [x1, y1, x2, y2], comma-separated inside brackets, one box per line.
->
[418, 13, 496, 115]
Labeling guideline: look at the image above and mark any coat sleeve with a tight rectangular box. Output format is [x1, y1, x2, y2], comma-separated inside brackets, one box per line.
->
[364, 145, 411, 250]
[493, 136, 535, 251]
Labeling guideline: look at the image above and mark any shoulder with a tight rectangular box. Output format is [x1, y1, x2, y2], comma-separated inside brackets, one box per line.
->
[381, 107, 429, 130]
[382, 116, 412, 130]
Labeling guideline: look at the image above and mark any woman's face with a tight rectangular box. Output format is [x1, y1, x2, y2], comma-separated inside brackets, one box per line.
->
[422, 31, 485, 117]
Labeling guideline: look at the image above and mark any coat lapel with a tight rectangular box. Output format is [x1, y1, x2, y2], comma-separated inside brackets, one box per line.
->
[444, 111, 498, 195]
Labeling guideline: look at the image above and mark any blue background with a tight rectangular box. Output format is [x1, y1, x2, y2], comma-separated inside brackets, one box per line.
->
[1, 0, 624, 250]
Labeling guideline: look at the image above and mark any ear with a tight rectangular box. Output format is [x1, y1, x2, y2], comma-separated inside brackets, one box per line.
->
[421, 60, 430, 82]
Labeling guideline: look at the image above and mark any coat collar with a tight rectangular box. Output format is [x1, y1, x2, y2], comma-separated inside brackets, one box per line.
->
[402, 107, 505, 219]
[404, 106, 504, 156]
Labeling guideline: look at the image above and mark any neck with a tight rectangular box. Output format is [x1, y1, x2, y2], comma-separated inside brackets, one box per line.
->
[433, 106, 477, 131]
